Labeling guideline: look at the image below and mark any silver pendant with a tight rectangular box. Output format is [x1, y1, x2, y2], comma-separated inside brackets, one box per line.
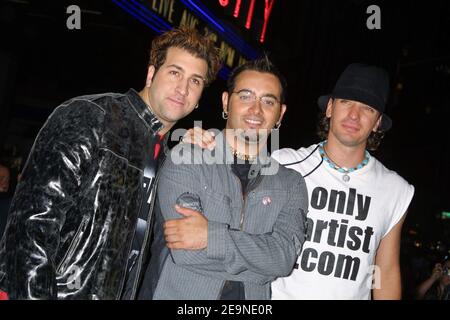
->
[342, 174, 350, 182]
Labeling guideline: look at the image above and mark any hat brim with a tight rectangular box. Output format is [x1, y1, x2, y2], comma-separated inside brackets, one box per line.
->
[317, 94, 392, 131]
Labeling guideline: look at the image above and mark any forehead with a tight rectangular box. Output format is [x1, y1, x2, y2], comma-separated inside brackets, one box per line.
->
[162, 47, 208, 77]
[234, 70, 282, 95]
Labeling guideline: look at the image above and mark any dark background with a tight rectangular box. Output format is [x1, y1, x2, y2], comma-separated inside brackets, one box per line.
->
[0, 0, 449, 298]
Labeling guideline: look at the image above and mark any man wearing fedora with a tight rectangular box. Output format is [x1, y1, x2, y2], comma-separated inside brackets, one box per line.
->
[270, 63, 414, 299]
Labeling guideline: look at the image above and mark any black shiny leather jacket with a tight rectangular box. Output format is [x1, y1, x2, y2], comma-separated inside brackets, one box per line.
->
[0, 89, 165, 299]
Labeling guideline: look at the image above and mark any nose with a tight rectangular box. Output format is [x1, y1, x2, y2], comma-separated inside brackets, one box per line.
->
[348, 103, 361, 119]
[175, 77, 189, 97]
[248, 98, 263, 115]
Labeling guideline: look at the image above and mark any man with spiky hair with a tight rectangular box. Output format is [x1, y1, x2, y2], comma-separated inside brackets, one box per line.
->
[0, 27, 221, 300]
[142, 57, 308, 300]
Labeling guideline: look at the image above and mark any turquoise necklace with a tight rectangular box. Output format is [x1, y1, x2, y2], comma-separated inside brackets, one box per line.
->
[318, 141, 370, 182]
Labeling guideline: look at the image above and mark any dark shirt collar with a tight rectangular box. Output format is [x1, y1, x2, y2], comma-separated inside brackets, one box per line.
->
[126, 88, 164, 135]
[214, 131, 272, 179]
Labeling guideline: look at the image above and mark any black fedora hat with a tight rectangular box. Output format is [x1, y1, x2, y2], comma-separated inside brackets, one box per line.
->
[318, 63, 392, 131]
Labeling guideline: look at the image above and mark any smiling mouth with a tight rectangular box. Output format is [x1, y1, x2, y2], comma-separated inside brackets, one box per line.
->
[244, 119, 263, 126]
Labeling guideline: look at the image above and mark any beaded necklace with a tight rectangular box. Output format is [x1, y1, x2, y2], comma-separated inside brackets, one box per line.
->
[230, 145, 257, 161]
[318, 141, 370, 182]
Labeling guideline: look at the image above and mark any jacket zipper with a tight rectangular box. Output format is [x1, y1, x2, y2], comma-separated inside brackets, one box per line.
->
[239, 190, 247, 229]
[217, 173, 245, 299]
[56, 215, 89, 275]
[236, 173, 263, 230]
[217, 170, 262, 299]
[227, 173, 246, 230]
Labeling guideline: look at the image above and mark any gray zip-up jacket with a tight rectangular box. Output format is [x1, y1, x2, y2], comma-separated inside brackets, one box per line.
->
[151, 132, 308, 300]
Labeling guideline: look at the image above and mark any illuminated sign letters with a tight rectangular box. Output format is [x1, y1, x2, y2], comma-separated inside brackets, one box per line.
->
[218, 0, 275, 43]
[113, 0, 266, 77]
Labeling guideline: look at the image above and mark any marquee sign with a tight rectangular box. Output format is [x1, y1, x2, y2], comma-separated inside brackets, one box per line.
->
[112, 0, 275, 78]
[217, 0, 275, 43]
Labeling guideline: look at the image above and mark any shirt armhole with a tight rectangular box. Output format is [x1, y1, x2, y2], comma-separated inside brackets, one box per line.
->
[381, 184, 415, 238]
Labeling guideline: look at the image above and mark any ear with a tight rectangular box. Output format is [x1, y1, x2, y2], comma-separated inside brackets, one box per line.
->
[325, 98, 333, 118]
[277, 104, 287, 124]
[373, 114, 382, 132]
[222, 92, 229, 113]
[145, 65, 156, 87]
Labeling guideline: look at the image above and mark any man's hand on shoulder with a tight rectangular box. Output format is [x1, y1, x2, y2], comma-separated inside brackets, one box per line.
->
[181, 127, 216, 150]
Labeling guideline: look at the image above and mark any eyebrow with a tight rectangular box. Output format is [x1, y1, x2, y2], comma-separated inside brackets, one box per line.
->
[235, 88, 252, 93]
[166, 64, 206, 82]
[262, 93, 279, 100]
[236, 89, 279, 100]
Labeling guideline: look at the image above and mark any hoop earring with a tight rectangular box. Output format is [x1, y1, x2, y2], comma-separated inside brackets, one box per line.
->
[222, 111, 228, 119]
[194, 104, 199, 109]
[274, 122, 281, 130]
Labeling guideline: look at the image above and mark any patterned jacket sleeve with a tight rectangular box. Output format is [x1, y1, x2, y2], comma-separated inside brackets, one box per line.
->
[0, 100, 103, 299]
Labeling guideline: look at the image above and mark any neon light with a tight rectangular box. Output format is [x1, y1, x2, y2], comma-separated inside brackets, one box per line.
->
[245, 0, 256, 29]
[260, 0, 275, 43]
[112, 0, 163, 33]
[182, 1, 241, 50]
[183, 0, 259, 58]
[113, 0, 234, 80]
[233, 0, 241, 18]
[183, 0, 242, 46]
[128, 0, 172, 30]
[112, 0, 260, 79]
[217, 0, 275, 43]
[218, 65, 232, 79]
[117, 0, 170, 31]
[182, 0, 225, 32]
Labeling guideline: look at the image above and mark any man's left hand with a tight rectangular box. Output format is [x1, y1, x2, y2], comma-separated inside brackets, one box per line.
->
[164, 205, 208, 250]
[181, 127, 216, 150]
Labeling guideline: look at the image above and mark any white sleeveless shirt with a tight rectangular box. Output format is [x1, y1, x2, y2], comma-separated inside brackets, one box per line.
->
[271, 144, 414, 300]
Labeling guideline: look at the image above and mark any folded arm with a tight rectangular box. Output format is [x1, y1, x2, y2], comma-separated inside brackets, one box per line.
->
[158, 155, 307, 284]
